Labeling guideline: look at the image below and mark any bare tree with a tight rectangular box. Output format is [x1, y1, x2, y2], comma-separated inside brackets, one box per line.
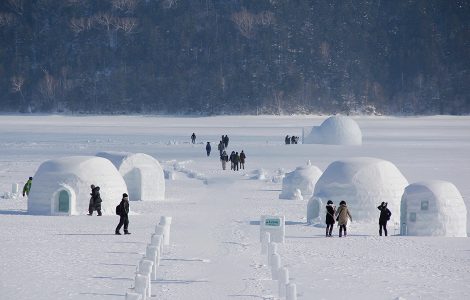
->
[0, 13, 16, 27]
[39, 69, 58, 105]
[256, 11, 275, 26]
[113, 17, 138, 34]
[94, 13, 115, 31]
[10, 75, 25, 103]
[161, 0, 178, 9]
[112, 0, 138, 13]
[69, 17, 93, 34]
[232, 9, 256, 38]
[7, 0, 24, 16]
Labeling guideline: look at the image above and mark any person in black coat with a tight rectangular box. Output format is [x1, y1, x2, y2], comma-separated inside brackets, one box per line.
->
[223, 135, 229, 148]
[191, 133, 196, 144]
[88, 184, 102, 216]
[229, 151, 236, 170]
[115, 193, 130, 235]
[206, 142, 211, 156]
[325, 200, 336, 237]
[377, 202, 392, 236]
[239, 150, 246, 169]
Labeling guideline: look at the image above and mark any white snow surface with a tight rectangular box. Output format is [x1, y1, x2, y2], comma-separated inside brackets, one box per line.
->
[0, 115, 470, 300]
[307, 157, 408, 224]
[27, 156, 127, 215]
[279, 162, 322, 200]
[401, 180, 467, 237]
[96, 151, 165, 201]
[303, 115, 362, 145]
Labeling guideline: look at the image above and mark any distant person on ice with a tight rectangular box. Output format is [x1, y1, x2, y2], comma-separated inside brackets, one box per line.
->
[377, 202, 392, 236]
[218, 140, 225, 156]
[22, 176, 33, 197]
[223, 135, 229, 148]
[233, 152, 240, 171]
[220, 150, 228, 170]
[285, 135, 290, 144]
[230, 151, 236, 170]
[239, 150, 246, 169]
[115, 193, 130, 235]
[206, 142, 211, 156]
[191, 133, 196, 144]
[335, 200, 352, 237]
[325, 200, 336, 237]
[88, 184, 102, 216]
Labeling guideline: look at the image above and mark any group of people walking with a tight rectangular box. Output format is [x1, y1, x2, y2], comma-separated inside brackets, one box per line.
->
[285, 135, 299, 144]
[325, 200, 392, 237]
[220, 150, 246, 171]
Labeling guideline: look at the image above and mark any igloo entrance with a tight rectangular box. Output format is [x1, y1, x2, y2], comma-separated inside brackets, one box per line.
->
[58, 190, 69, 213]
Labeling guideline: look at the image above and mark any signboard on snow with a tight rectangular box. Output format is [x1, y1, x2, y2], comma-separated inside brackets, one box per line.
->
[260, 215, 285, 243]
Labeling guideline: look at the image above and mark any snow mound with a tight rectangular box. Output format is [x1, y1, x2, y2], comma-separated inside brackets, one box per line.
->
[400, 180, 467, 237]
[28, 156, 127, 215]
[307, 157, 408, 224]
[303, 115, 362, 145]
[250, 169, 268, 180]
[279, 161, 322, 200]
[96, 151, 165, 201]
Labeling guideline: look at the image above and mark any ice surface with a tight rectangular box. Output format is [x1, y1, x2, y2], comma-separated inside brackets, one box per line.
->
[27, 156, 127, 215]
[307, 157, 408, 223]
[96, 151, 165, 201]
[303, 115, 362, 145]
[401, 180, 467, 237]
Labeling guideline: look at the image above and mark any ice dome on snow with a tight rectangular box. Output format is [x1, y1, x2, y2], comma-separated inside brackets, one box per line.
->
[96, 151, 165, 201]
[27, 156, 127, 215]
[307, 157, 408, 223]
[303, 115, 362, 145]
[400, 180, 467, 237]
[279, 161, 322, 200]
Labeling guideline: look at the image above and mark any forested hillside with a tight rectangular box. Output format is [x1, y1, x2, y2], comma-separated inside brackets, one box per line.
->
[0, 0, 469, 114]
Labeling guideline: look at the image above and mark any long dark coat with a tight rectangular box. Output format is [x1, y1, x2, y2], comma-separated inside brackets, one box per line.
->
[325, 204, 336, 225]
[91, 186, 102, 210]
[378, 205, 392, 225]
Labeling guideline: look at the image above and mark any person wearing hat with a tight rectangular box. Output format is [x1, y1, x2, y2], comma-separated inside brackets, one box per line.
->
[22, 177, 33, 197]
[335, 200, 352, 237]
[377, 202, 392, 236]
[115, 193, 130, 235]
[325, 200, 336, 237]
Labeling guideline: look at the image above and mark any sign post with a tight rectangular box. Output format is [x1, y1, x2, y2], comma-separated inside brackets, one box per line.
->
[260, 215, 285, 243]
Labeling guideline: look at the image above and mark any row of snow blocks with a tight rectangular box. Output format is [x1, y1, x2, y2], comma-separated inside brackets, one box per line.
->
[260, 215, 285, 243]
[261, 232, 271, 255]
[137, 259, 153, 299]
[146, 245, 159, 280]
[157, 216, 172, 246]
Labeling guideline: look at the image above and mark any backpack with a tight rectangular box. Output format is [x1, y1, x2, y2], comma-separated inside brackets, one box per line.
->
[387, 209, 392, 220]
[115, 204, 122, 215]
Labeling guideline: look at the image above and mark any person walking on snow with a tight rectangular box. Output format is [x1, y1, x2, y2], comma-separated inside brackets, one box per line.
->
[191, 133, 196, 144]
[325, 200, 336, 237]
[229, 151, 236, 170]
[223, 135, 229, 148]
[88, 184, 102, 216]
[22, 176, 33, 197]
[218, 141, 225, 156]
[377, 202, 392, 236]
[335, 200, 352, 237]
[239, 150, 246, 169]
[220, 150, 229, 170]
[206, 142, 211, 156]
[115, 193, 130, 235]
[233, 152, 240, 171]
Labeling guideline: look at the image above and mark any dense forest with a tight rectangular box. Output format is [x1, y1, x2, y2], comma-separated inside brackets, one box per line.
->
[0, 0, 469, 115]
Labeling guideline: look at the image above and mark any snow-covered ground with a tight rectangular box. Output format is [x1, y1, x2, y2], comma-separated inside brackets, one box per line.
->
[0, 115, 469, 300]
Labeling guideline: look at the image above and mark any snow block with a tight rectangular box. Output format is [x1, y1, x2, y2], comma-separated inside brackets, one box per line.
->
[279, 161, 322, 200]
[28, 156, 127, 215]
[401, 180, 467, 237]
[307, 157, 408, 223]
[303, 115, 362, 145]
[96, 151, 165, 201]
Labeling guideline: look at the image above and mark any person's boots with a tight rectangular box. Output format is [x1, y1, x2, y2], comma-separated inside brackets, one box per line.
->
[97, 210, 102, 216]
[326, 228, 329, 237]
[115, 231, 121, 235]
[124, 230, 131, 235]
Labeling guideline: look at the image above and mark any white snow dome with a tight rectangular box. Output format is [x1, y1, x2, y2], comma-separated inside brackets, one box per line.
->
[96, 151, 165, 201]
[279, 161, 322, 200]
[400, 180, 467, 237]
[307, 157, 408, 223]
[303, 115, 362, 145]
[27, 156, 127, 216]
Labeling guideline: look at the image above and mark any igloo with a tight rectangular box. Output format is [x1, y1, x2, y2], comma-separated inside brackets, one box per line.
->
[303, 115, 362, 145]
[27, 156, 127, 215]
[279, 161, 322, 200]
[96, 152, 165, 201]
[307, 157, 408, 224]
[400, 181, 467, 237]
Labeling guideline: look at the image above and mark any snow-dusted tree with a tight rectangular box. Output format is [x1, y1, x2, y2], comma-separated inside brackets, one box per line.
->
[231, 9, 256, 38]
[112, 0, 138, 13]
[10, 75, 25, 104]
[7, 0, 24, 16]
[113, 17, 138, 34]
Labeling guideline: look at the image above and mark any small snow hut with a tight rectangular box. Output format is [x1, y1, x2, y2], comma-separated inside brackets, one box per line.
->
[279, 161, 322, 200]
[307, 157, 408, 223]
[303, 115, 362, 145]
[27, 156, 127, 215]
[96, 151, 165, 201]
[400, 181, 467, 237]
